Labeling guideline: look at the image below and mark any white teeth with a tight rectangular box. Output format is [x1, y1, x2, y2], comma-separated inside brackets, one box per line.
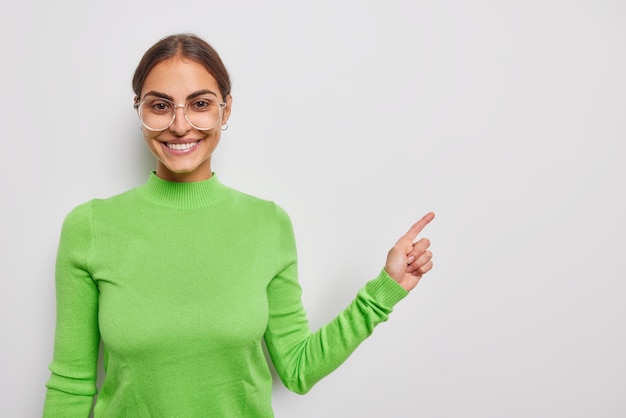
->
[166, 141, 198, 151]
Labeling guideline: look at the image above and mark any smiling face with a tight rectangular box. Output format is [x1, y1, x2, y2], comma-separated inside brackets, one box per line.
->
[137, 56, 232, 182]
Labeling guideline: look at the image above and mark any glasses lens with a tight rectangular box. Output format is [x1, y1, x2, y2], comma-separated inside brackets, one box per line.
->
[184, 97, 222, 130]
[139, 98, 174, 131]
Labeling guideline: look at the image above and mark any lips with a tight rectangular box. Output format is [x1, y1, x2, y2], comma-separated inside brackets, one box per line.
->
[164, 140, 200, 151]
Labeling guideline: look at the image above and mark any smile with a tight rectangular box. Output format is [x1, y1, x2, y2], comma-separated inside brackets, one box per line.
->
[165, 141, 199, 151]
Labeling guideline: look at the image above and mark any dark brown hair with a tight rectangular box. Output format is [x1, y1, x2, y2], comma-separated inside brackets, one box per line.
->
[132, 33, 231, 101]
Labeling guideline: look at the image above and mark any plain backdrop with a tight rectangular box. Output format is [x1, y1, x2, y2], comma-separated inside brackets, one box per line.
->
[1, 1, 625, 417]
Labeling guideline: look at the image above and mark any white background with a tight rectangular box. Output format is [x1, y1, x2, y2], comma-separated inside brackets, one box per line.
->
[1, 1, 625, 417]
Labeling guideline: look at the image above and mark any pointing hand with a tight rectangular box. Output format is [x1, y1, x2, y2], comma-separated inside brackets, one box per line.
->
[384, 212, 435, 291]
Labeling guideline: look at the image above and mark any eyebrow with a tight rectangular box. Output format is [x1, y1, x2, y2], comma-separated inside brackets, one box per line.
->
[142, 89, 219, 102]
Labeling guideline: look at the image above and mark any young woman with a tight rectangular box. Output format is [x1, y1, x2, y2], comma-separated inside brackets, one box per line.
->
[43, 33, 434, 417]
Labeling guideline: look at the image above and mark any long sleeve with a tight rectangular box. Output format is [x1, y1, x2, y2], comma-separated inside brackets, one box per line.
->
[44, 202, 100, 417]
[264, 206, 408, 394]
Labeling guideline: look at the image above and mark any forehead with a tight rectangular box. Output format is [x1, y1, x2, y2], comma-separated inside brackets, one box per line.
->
[141, 57, 219, 97]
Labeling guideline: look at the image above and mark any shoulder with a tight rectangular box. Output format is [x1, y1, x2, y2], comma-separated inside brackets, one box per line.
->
[223, 187, 295, 242]
[227, 188, 291, 221]
[61, 186, 138, 226]
[59, 199, 96, 244]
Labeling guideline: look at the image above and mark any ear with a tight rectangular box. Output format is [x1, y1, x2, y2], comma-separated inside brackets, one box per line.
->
[221, 94, 233, 125]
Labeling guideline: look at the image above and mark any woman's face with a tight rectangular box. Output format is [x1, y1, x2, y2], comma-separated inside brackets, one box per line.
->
[138, 56, 231, 182]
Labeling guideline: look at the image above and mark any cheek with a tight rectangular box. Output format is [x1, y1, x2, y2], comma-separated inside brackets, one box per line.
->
[142, 132, 163, 155]
[207, 131, 222, 147]
[142, 130, 158, 145]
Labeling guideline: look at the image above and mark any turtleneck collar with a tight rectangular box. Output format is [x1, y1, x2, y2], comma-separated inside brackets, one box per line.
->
[137, 171, 231, 210]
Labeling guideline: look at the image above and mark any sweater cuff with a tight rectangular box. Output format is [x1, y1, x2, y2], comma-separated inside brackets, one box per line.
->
[365, 269, 409, 308]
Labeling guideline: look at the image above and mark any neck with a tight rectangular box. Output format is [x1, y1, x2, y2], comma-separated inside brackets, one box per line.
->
[139, 171, 229, 209]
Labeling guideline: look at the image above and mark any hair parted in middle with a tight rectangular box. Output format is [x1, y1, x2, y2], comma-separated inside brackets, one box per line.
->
[132, 33, 231, 102]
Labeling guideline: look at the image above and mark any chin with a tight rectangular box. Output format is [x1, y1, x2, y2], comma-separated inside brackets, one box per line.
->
[159, 161, 212, 181]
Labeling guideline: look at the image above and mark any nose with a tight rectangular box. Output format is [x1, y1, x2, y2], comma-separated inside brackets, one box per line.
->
[169, 105, 192, 135]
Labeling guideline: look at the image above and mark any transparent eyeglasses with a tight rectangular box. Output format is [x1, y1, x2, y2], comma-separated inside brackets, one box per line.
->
[134, 96, 226, 131]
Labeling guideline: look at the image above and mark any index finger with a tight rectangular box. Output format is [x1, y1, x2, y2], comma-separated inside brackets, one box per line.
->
[402, 211, 435, 242]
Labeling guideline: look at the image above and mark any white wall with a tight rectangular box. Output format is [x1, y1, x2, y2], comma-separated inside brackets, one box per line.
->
[1, 1, 625, 416]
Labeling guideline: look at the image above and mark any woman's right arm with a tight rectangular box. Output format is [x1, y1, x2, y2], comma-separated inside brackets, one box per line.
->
[44, 202, 100, 418]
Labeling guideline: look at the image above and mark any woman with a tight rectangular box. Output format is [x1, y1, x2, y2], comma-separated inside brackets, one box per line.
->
[43, 33, 434, 417]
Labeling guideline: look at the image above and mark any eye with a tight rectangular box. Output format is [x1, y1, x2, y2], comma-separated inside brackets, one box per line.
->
[189, 98, 215, 111]
[146, 99, 172, 113]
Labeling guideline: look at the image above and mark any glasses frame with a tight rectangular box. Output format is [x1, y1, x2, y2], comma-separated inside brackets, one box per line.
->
[134, 96, 226, 132]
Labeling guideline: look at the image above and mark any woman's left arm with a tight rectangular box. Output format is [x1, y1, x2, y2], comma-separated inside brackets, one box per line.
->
[264, 208, 434, 394]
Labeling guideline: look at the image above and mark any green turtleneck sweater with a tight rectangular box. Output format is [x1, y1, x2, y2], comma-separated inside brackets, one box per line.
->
[44, 173, 408, 417]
